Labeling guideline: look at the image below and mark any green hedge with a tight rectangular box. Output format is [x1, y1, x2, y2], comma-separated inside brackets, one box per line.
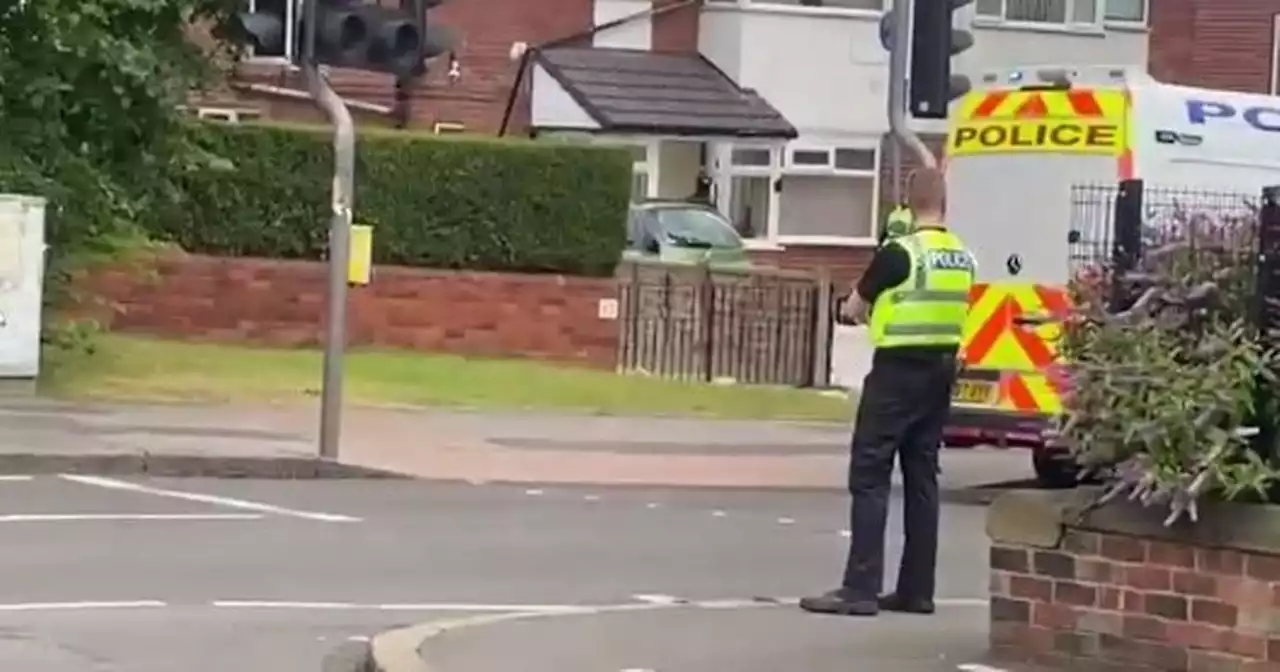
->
[145, 122, 633, 276]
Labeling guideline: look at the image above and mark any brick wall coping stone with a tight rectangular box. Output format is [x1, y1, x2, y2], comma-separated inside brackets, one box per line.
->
[988, 488, 1280, 556]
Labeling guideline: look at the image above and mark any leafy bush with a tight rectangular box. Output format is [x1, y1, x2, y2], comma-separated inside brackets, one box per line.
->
[0, 0, 232, 343]
[143, 123, 633, 277]
[1055, 197, 1280, 524]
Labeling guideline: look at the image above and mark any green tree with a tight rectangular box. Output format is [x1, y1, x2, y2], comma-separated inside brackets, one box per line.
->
[0, 0, 237, 308]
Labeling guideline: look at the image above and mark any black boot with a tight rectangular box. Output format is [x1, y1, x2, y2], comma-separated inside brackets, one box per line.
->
[877, 593, 935, 614]
[798, 590, 879, 617]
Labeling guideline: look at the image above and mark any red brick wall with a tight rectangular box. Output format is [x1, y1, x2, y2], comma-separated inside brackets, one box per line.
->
[82, 254, 620, 368]
[1150, 0, 1280, 93]
[990, 528, 1280, 670]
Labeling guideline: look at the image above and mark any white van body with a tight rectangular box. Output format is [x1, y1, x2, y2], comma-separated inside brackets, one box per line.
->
[940, 67, 1280, 483]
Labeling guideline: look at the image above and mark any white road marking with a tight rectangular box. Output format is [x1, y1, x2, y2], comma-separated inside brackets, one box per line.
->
[524, 489, 544, 496]
[776, 517, 795, 525]
[645, 503, 660, 509]
[711, 510, 726, 517]
[347, 635, 370, 642]
[583, 495, 599, 502]
[0, 475, 32, 482]
[695, 598, 775, 609]
[957, 664, 1008, 672]
[839, 529, 852, 538]
[937, 598, 989, 608]
[210, 600, 586, 613]
[373, 595, 988, 669]
[0, 514, 263, 523]
[0, 601, 166, 612]
[632, 594, 686, 605]
[57, 474, 361, 523]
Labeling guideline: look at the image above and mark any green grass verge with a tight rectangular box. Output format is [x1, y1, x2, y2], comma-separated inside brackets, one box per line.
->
[39, 334, 853, 422]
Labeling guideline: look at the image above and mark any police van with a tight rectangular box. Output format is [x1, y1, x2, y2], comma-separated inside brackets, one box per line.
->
[942, 66, 1280, 486]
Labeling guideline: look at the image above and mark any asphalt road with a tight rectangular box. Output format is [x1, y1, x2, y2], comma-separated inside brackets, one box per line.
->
[0, 475, 995, 671]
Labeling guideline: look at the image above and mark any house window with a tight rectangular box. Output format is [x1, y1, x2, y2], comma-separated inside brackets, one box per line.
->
[731, 148, 772, 167]
[778, 175, 876, 239]
[833, 148, 876, 172]
[1103, 0, 1144, 22]
[791, 149, 831, 167]
[729, 176, 771, 238]
[723, 145, 778, 239]
[736, 0, 884, 9]
[773, 143, 880, 242]
[244, 0, 297, 59]
[976, 0, 1100, 24]
[787, 147, 877, 174]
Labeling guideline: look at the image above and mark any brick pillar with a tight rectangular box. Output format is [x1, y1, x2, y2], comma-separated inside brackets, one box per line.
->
[988, 490, 1280, 670]
[652, 0, 700, 54]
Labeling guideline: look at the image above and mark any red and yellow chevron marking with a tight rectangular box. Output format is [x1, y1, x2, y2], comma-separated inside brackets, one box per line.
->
[960, 283, 1070, 415]
[960, 89, 1116, 122]
[946, 87, 1128, 159]
[962, 88, 1105, 120]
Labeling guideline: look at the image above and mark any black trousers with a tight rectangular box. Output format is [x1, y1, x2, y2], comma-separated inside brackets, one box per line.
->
[840, 352, 955, 602]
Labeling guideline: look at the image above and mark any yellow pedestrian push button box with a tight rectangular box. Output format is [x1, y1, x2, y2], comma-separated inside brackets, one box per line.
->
[348, 224, 373, 286]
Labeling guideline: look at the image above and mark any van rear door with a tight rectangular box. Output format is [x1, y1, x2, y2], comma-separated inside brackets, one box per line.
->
[944, 84, 1129, 427]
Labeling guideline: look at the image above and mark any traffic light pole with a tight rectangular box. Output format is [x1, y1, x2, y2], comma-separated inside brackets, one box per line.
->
[302, 0, 354, 461]
[886, 0, 937, 171]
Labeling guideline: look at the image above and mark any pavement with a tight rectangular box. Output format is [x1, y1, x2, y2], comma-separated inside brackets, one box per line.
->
[0, 474, 1002, 672]
[0, 398, 1036, 492]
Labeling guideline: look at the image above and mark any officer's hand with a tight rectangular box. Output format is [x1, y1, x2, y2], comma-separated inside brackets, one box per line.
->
[839, 295, 867, 325]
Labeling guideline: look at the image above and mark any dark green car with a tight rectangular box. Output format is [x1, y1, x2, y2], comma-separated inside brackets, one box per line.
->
[623, 200, 752, 267]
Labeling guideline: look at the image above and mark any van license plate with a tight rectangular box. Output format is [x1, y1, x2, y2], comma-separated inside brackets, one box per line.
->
[952, 380, 997, 404]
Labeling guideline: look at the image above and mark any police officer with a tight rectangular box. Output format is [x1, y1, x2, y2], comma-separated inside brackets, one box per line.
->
[800, 166, 974, 617]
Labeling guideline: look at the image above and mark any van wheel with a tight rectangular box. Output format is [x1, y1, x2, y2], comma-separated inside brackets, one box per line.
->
[1033, 451, 1080, 489]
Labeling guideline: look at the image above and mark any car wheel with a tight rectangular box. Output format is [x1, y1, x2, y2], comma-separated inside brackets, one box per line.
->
[1033, 450, 1081, 489]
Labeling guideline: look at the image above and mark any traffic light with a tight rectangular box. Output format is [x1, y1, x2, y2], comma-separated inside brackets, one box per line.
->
[909, 0, 976, 119]
[231, 0, 453, 77]
[311, 0, 422, 76]
[232, 0, 289, 58]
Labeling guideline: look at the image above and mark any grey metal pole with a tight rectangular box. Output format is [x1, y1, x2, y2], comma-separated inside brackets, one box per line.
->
[887, 0, 936, 170]
[302, 0, 355, 461]
[890, 139, 902, 204]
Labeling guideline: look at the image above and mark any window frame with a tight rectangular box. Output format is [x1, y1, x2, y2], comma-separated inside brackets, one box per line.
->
[775, 143, 881, 245]
[718, 143, 781, 245]
[243, 0, 298, 63]
[774, 172, 881, 245]
[1102, 0, 1146, 24]
[703, 0, 885, 18]
[975, 0, 1116, 28]
[784, 146, 877, 177]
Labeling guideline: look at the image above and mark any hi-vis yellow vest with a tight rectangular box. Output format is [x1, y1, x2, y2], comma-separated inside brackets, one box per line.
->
[870, 229, 975, 349]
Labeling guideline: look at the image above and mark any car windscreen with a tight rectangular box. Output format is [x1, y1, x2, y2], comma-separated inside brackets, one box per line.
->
[649, 207, 743, 249]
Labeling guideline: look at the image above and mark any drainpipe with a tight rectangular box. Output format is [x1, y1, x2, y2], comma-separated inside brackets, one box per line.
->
[497, 0, 700, 137]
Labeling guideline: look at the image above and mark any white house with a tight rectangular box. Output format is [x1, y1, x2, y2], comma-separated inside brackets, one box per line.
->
[527, 0, 1148, 260]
